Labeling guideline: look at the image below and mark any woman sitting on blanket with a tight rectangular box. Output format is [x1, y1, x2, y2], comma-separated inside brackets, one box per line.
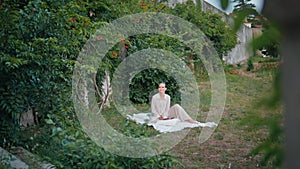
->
[151, 82, 197, 124]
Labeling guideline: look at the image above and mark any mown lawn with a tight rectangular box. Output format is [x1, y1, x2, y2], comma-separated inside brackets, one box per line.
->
[102, 64, 282, 168]
[169, 68, 281, 168]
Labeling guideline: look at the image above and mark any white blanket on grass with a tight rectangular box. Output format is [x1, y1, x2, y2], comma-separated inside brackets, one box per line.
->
[126, 113, 217, 133]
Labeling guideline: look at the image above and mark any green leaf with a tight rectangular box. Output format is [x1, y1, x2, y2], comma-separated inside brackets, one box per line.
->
[46, 119, 55, 125]
[220, 0, 229, 10]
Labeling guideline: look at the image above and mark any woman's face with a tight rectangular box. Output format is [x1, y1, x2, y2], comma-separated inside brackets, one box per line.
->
[158, 83, 167, 94]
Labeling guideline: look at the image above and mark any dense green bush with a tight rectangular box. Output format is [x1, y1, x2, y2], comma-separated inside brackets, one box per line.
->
[166, 0, 237, 58]
[0, 0, 98, 123]
[129, 68, 181, 104]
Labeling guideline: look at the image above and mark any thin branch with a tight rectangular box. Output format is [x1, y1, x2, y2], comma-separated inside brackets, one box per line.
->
[93, 73, 104, 105]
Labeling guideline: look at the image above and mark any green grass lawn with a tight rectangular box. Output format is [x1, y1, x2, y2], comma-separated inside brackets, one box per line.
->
[168, 68, 282, 168]
[102, 63, 281, 168]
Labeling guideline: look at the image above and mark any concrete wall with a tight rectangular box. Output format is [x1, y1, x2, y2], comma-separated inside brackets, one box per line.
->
[222, 24, 253, 64]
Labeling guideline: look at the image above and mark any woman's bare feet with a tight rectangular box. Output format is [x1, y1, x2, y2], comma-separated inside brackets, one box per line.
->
[186, 119, 198, 124]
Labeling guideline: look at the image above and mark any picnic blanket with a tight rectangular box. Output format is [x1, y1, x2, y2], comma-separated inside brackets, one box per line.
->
[126, 113, 217, 133]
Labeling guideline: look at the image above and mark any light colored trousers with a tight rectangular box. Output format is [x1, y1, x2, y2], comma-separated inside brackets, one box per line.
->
[168, 104, 192, 121]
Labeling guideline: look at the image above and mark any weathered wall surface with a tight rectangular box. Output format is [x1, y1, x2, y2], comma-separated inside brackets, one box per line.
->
[222, 24, 254, 64]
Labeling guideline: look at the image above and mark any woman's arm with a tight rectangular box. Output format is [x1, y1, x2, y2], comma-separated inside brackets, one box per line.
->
[163, 95, 170, 117]
[151, 96, 160, 117]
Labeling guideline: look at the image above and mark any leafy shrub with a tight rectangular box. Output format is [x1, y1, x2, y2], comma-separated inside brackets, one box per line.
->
[247, 59, 254, 71]
[129, 68, 180, 104]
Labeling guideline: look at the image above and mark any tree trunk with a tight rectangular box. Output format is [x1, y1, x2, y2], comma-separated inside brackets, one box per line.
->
[19, 107, 35, 128]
